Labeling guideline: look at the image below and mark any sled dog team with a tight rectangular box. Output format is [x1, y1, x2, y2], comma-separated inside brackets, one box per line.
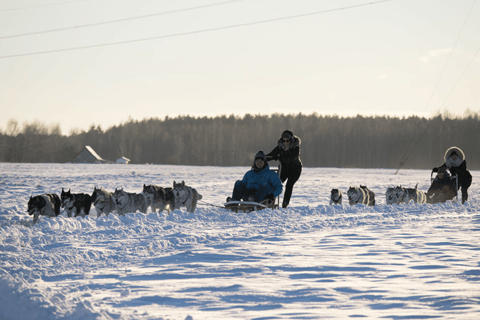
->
[27, 181, 202, 224]
[330, 184, 427, 206]
[26, 144, 472, 224]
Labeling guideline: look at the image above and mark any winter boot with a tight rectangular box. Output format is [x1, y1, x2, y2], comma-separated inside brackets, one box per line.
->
[462, 190, 468, 204]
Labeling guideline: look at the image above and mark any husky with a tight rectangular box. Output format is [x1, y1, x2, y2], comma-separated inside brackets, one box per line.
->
[386, 187, 398, 205]
[61, 189, 92, 217]
[27, 193, 61, 224]
[142, 184, 175, 214]
[395, 184, 427, 204]
[112, 188, 147, 215]
[347, 185, 375, 206]
[330, 189, 343, 205]
[91, 187, 116, 217]
[172, 181, 202, 213]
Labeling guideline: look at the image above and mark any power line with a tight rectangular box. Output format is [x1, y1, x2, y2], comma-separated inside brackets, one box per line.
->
[396, 42, 480, 170]
[394, 0, 477, 174]
[0, 0, 394, 59]
[0, 0, 243, 39]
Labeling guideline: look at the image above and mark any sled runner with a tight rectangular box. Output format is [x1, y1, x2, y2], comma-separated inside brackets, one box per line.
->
[224, 200, 275, 213]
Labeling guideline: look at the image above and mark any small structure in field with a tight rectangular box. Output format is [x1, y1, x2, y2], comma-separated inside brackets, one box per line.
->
[116, 156, 131, 164]
[73, 146, 107, 164]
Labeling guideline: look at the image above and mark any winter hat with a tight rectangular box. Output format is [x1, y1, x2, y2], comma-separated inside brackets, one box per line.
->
[255, 150, 266, 162]
[281, 130, 293, 139]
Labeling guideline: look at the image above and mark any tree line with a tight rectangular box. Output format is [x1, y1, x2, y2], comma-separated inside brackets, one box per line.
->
[1, 112, 479, 170]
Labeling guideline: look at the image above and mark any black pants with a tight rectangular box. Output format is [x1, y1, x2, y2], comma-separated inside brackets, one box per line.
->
[280, 167, 302, 208]
[458, 171, 472, 203]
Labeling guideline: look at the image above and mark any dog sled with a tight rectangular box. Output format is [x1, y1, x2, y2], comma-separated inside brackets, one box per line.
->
[224, 199, 276, 213]
[429, 169, 458, 203]
[223, 165, 281, 213]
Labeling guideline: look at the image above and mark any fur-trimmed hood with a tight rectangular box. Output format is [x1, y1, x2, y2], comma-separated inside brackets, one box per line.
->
[444, 146, 465, 168]
[277, 134, 301, 149]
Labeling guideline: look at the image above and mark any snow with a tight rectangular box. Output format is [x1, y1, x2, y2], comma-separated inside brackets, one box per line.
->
[1, 163, 479, 320]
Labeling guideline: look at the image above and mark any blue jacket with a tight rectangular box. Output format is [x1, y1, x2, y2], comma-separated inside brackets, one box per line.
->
[241, 164, 283, 197]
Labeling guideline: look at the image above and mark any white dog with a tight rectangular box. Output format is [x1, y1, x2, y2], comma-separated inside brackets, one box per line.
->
[330, 189, 343, 205]
[91, 187, 116, 217]
[172, 181, 202, 213]
[347, 186, 375, 206]
[395, 184, 427, 204]
[142, 184, 175, 214]
[113, 188, 147, 215]
[386, 187, 398, 205]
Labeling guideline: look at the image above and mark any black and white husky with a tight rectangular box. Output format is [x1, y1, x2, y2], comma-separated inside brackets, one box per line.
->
[91, 187, 116, 217]
[142, 184, 175, 214]
[330, 189, 343, 205]
[347, 185, 375, 206]
[395, 184, 427, 204]
[386, 187, 398, 205]
[113, 188, 147, 215]
[27, 193, 61, 224]
[61, 189, 92, 217]
[172, 181, 202, 213]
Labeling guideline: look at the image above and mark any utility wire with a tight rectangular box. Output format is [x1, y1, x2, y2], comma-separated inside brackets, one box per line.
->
[394, 0, 477, 174]
[0, 0, 243, 39]
[0, 0, 394, 59]
[397, 42, 480, 170]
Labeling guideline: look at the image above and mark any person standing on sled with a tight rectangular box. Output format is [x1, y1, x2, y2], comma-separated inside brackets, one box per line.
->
[227, 151, 283, 204]
[266, 130, 302, 208]
[433, 146, 472, 204]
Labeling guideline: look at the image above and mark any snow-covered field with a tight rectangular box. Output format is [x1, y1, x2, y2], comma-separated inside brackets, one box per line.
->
[1, 163, 479, 320]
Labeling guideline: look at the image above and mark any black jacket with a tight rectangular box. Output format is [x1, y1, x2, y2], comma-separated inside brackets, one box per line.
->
[266, 134, 302, 172]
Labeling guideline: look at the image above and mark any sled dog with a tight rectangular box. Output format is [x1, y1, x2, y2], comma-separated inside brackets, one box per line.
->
[386, 187, 398, 205]
[395, 184, 427, 204]
[61, 189, 92, 217]
[172, 181, 202, 213]
[27, 193, 61, 224]
[330, 189, 343, 205]
[142, 184, 175, 214]
[113, 188, 147, 215]
[347, 185, 375, 206]
[91, 187, 116, 217]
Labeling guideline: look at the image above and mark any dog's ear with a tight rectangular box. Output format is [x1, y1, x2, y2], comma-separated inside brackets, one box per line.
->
[181, 181, 185, 187]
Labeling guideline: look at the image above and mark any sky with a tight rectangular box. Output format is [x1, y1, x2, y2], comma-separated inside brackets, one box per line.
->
[1, 0, 479, 135]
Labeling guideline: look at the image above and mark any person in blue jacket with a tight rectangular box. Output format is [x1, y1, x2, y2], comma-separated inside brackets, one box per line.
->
[227, 150, 283, 204]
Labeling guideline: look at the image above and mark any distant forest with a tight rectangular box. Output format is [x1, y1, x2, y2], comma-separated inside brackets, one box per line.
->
[1, 112, 479, 170]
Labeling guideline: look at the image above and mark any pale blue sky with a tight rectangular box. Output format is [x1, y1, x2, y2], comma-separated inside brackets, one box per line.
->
[1, 0, 479, 135]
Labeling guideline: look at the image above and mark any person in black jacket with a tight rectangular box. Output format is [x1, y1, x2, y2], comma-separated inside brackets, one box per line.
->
[266, 130, 302, 208]
[433, 146, 472, 204]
